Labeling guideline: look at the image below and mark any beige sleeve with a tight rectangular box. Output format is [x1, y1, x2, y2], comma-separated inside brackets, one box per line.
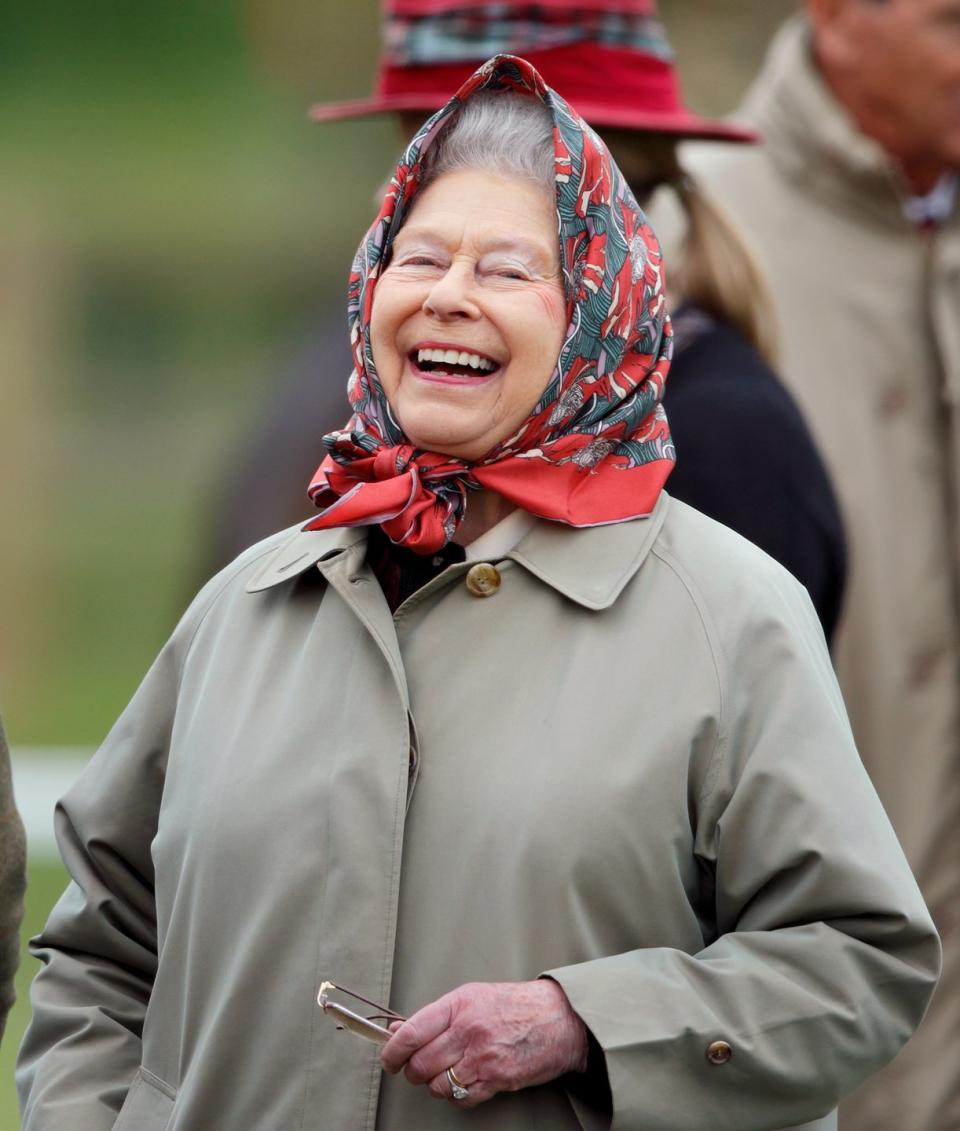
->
[14, 634, 178, 1131]
[547, 579, 940, 1131]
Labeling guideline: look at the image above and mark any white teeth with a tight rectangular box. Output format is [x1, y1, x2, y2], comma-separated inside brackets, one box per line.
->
[416, 348, 496, 372]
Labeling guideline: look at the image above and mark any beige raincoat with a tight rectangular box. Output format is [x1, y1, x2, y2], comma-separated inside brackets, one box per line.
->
[18, 496, 938, 1130]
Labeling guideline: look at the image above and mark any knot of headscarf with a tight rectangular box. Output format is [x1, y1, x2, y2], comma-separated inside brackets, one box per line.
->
[308, 439, 473, 550]
[306, 53, 675, 555]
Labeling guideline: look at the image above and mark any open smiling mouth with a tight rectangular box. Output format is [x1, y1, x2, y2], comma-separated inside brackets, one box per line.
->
[411, 347, 501, 379]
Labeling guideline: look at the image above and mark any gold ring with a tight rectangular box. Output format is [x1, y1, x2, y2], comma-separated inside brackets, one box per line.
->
[445, 1066, 470, 1101]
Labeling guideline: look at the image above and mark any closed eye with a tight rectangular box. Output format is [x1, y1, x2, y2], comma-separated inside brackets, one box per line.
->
[478, 251, 537, 281]
[481, 263, 531, 281]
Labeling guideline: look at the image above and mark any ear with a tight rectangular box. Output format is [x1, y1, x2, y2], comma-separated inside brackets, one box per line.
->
[804, 0, 865, 70]
[804, 0, 844, 22]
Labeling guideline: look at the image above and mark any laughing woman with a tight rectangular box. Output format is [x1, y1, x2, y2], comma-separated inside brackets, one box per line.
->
[18, 57, 938, 1131]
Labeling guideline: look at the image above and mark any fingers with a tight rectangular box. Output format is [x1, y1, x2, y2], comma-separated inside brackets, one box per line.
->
[426, 1067, 494, 1109]
[381, 979, 583, 1110]
[380, 996, 454, 1075]
[400, 1028, 464, 1086]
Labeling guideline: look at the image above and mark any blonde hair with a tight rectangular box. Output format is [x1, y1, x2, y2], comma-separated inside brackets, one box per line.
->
[603, 130, 779, 366]
[674, 174, 780, 367]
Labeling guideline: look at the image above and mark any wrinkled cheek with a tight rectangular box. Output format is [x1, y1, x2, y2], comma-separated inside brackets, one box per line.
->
[533, 287, 566, 322]
[536, 290, 569, 375]
[528, 283, 568, 340]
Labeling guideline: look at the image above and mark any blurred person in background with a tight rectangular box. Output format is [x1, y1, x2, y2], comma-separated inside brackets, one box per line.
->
[0, 717, 26, 1042]
[210, 0, 847, 642]
[203, 315, 353, 573]
[15, 59, 940, 1130]
[675, 3, 960, 1127]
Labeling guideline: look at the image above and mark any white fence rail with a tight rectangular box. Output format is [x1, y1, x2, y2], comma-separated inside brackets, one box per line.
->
[10, 749, 94, 858]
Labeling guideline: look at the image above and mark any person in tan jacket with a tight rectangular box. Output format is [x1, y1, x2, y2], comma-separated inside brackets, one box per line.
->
[675, 4, 960, 1128]
[18, 57, 939, 1130]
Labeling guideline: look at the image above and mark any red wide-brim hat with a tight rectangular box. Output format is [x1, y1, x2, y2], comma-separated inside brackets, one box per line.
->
[310, 0, 756, 144]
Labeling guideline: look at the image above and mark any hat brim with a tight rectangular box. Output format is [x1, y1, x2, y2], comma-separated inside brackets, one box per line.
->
[309, 92, 757, 144]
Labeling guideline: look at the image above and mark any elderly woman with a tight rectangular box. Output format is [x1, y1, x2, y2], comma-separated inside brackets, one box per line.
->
[18, 57, 937, 1131]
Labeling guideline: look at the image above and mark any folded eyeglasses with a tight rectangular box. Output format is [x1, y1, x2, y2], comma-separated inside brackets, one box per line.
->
[317, 980, 407, 1045]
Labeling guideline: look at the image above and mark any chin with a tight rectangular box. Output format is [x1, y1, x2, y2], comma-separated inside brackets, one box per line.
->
[407, 431, 488, 460]
[399, 409, 491, 460]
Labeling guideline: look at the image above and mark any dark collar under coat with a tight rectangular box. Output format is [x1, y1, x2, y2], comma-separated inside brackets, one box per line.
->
[246, 492, 670, 612]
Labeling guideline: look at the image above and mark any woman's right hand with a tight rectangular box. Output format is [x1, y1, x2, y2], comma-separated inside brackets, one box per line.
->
[380, 979, 589, 1107]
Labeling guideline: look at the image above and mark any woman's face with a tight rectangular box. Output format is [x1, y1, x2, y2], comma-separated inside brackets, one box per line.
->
[370, 168, 567, 461]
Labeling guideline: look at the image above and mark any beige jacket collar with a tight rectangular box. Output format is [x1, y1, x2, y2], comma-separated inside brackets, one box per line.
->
[245, 492, 670, 611]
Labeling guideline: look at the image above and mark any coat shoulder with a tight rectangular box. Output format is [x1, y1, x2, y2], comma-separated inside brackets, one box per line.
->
[653, 496, 824, 644]
[175, 523, 318, 641]
[680, 139, 772, 196]
[648, 497, 841, 753]
[193, 523, 305, 602]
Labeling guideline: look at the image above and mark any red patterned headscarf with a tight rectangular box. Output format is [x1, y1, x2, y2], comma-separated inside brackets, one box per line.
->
[305, 53, 674, 554]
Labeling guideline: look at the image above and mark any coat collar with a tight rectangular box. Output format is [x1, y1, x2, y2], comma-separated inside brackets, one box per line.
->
[506, 493, 669, 610]
[742, 16, 960, 234]
[245, 524, 365, 594]
[245, 493, 670, 611]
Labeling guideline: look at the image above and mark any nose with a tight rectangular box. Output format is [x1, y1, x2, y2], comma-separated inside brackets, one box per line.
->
[422, 261, 480, 321]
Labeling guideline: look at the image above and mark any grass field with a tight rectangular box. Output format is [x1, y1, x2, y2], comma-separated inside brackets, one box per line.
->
[1, 859, 70, 1129]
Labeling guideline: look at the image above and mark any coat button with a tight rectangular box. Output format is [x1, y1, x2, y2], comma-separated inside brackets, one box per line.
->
[465, 562, 501, 598]
[706, 1040, 732, 1066]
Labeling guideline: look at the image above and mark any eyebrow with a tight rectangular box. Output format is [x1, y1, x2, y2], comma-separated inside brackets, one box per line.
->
[393, 226, 557, 267]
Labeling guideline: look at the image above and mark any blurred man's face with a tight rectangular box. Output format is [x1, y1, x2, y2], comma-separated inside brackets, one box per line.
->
[808, 0, 960, 190]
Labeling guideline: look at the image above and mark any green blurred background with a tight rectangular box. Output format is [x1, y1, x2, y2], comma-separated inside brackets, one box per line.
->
[0, 0, 795, 1122]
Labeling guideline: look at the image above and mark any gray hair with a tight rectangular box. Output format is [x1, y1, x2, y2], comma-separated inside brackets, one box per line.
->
[421, 92, 555, 194]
